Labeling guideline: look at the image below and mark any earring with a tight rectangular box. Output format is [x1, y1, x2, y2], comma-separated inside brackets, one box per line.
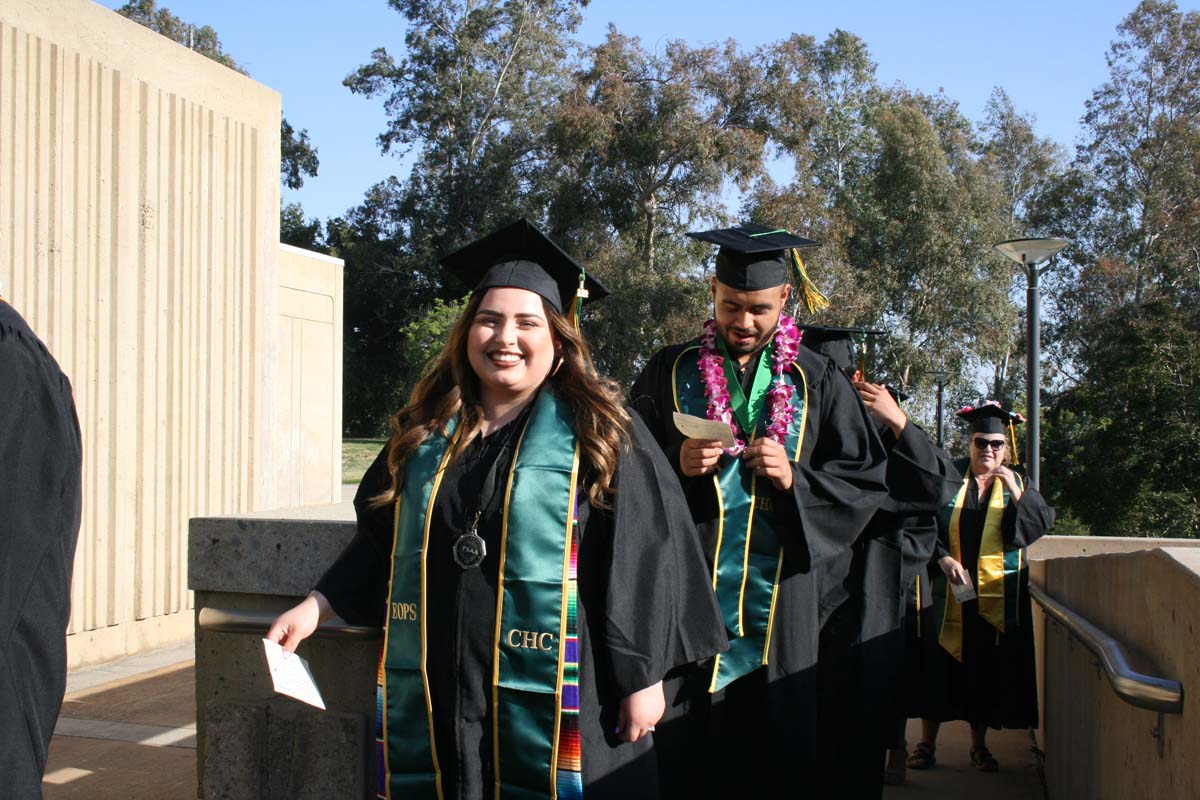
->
[551, 356, 564, 376]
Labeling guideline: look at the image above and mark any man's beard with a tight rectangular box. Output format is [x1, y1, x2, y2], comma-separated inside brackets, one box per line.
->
[719, 322, 775, 358]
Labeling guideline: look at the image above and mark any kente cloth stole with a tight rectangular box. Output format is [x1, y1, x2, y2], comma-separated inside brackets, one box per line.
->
[933, 465, 1025, 662]
[672, 344, 808, 692]
[377, 389, 584, 799]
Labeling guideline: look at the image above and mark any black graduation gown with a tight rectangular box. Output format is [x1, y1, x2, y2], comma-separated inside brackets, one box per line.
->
[814, 421, 961, 799]
[0, 301, 83, 794]
[629, 342, 889, 796]
[315, 409, 726, 800]
[915, 475, 1055, 729]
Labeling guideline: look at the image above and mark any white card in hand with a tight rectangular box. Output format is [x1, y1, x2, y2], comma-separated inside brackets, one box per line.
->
[672, 412, 735, 448]
[262, 638, 326, 710]
[950, 579, 977, 603]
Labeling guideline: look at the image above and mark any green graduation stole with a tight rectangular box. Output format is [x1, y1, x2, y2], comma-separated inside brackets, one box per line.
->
[672, 344, 808, 692]
[932, 460, 1025, 662]
[715, 335, 776, 434]
[379, 389, 583, 799]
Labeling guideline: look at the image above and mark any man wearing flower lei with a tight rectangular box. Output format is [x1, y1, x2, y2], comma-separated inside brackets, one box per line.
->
[629, 224, 890, 796]
[799, 326, 962, 797]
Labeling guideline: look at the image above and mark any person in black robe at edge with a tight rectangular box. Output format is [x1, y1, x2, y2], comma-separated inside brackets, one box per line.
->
[628, 225, 890, 797]
[800, 326, 962, 798]
[268, 219, 727, 800]
[904, 402, 1054, 775]
[0, 288, 83, 797]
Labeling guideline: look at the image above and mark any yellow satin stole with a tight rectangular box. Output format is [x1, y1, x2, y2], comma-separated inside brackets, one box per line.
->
[938, 471, 1007, 662]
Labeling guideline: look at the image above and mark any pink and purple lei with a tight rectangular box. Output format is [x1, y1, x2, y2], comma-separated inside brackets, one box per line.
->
[698, 315, 802, 455]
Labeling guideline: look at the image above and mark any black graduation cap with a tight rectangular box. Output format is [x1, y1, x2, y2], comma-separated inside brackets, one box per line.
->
[886, 385, 910, 404]
[438, 218, 609, 315]
[956, 402, 1025, 435]
[799, 325, 885, 373]
[687, 224, 820, 294]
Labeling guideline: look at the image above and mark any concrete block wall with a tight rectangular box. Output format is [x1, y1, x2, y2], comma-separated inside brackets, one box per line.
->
[190, 508, 379, 798]
[1034, 544, 1200, 799]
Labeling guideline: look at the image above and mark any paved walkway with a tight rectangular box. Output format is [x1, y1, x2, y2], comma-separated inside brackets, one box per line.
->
[884, 719, 1045, 800]
[43, 642, 1044, 799]
[43, 645, 197, 799]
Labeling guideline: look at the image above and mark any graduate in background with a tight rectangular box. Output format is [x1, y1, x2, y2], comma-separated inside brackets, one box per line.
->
[629, 225, 889, 796]
[269, 219, 726, 800]
[0, 288, 83, 795]
[906, 403, 1054, 774]
[800, 326, 961, 797]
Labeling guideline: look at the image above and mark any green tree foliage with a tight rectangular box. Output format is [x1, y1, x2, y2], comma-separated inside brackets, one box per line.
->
[980, 88, 1065, 236]
[280, 202, 325, 251]
[115, 0, 320, 191]
[747, 34, 1020, 412]
[1033, 0, 1200, 536]
[333, 1, 590, 430]
[1042, 302, 1200, 537]
[844, 91, 1015, 394]
[344, 0, 586, 246]
[545, 29, 770, 383]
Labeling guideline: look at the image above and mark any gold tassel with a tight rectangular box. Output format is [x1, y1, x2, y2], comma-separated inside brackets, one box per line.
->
[790, 250, 829, 315]
[570, 268, 588, 332]
[1009, 419, 1020, 466]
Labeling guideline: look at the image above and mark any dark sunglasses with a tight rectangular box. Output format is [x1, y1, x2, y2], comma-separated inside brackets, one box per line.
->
[972, 437, 1005, 451]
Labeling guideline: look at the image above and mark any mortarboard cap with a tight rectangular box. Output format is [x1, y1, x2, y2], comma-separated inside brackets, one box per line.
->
[799, 325, 885, 374]
[956, 402, 1025, 435]
[438, 218, 609, 315]
[688, 224, 819, 292]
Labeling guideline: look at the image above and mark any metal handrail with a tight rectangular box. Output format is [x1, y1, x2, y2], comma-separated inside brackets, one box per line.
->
[196, 607, 382, 641]
[1031, 582, 1183, 714]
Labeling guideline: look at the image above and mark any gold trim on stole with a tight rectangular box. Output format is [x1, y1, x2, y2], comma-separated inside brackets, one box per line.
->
[761, 361, 809, 664]
[381, 429, 459, 800]
[491, 419, 533, 800]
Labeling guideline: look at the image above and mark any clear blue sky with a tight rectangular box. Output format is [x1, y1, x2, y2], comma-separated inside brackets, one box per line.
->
[103, 0, 1196, 224]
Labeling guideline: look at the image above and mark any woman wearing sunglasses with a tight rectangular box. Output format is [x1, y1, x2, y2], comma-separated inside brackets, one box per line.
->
[905, 402, 1055, 775]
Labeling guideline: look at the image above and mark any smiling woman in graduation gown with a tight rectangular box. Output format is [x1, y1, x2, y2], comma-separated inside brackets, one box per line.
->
[909, 403, 1055, 773]
[268, 219, 725, 800]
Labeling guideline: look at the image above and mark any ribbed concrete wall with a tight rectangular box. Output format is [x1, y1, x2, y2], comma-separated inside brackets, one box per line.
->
[0, 0, 283, 664]
[1039, 548, 1200, 800]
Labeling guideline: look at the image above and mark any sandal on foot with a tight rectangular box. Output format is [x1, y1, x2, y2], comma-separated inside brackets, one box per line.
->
[907, 742, 936, 770]
[970, 746, 999, 772]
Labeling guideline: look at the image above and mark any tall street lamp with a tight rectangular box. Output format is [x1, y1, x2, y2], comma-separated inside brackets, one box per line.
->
[993, 237, 1070, 491]
[928, 370, 949, 448]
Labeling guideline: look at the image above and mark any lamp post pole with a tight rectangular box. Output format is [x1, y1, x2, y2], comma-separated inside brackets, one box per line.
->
[930, 370, 949, 449]
[994, 237, 1069, 493]
[1025, 258, 1041, 491]
[936, 379, 945, 448]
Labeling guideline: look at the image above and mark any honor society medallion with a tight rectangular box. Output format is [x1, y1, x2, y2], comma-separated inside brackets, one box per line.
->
[453, 531, 487, 569]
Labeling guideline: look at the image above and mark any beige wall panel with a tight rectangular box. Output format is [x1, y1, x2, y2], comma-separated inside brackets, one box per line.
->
[1, 0, 282, 663]
[299, 318, 336, 502]
[275, 245, 345, 507]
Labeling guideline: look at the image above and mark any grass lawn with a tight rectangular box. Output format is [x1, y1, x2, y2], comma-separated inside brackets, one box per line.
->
[343, 438, 386, 485]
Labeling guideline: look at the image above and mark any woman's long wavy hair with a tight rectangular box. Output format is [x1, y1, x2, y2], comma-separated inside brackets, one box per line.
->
[370, 290, 631, 510]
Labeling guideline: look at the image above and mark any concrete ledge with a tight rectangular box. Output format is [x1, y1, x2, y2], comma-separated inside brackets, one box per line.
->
[189, 516, 356, 596]
[1028, 535, 1200, 561]
[190, 513, 377, 798]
